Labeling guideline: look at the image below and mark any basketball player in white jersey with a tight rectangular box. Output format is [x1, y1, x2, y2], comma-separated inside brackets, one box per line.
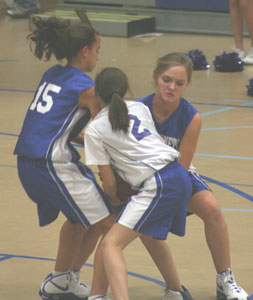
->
[84, 67, 193, 300]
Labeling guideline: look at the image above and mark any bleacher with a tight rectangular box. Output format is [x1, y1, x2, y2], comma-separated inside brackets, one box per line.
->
[31, 0, 249, 38]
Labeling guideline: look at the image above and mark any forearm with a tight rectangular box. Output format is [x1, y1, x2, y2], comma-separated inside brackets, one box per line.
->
[103, 181, 118, 203]
[72, 131, 84, 145]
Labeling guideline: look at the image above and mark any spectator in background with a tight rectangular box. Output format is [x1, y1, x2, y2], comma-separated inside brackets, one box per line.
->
[229, 0, 253, 64]
[5, 0, 39, 18]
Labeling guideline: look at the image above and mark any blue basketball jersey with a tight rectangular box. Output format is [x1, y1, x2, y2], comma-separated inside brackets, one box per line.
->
[138, 94, 198, 151]
[14, 65, 94, 162]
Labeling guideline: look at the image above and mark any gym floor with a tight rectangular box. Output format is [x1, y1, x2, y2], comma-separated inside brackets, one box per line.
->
[0, 2, 252, 300]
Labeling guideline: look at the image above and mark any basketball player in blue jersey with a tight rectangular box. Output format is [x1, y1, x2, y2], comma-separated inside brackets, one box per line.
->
[14, 16, 113, 300]
[138, 52, 248, 300]
[84, 67, 193, 300]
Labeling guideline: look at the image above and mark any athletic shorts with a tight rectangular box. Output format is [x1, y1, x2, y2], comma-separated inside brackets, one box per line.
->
[189, 171, 212, 196]
[116, 161, 192, 240]
[17, 156, 112, 227]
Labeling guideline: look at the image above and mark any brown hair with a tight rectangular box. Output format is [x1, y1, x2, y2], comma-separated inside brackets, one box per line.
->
[153, 52, 193, 83]
[28, 16, 98, 62]
[95, 67, 129, 133]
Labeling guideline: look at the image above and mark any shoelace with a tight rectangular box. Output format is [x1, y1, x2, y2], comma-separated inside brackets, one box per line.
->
[223, 273, 243, 293]
[69, 272, 90, 295]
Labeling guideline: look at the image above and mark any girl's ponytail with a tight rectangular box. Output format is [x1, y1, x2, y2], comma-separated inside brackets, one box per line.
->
[109, 92, 129, 133]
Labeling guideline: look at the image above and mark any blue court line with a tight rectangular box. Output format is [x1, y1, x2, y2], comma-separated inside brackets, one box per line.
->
[221, 208, 253, 212]
[0, 253, 165, 287]
[224, 182, 253, 188]
[195, 153, 253, 160]
[191, 102, 253, 109]
[0, 59, 19, 63]
[0, 132, 19, 137]
[200, 175, 253, 202]
[198, 100, 253, 116]
[202, 126, 253, 131]
[0, 254, 13, 261]
[0, 88, 34, 93]
[224, 99, 248, 102]
[200, 107, 235, 116]
[0, 164, 16, 168]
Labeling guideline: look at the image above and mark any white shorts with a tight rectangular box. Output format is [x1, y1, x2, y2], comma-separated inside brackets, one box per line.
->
[17, 156, 112, 227]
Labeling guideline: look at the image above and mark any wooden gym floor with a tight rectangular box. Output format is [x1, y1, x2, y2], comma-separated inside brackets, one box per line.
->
[0, 3, 252, 300]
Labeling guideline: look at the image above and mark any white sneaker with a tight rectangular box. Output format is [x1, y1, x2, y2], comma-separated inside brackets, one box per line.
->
[71, 270, 91, 299]
[5, 0, 39, 18]
[161, 285, 195, 300]
[234, 49, 246, 60]
[216, 269, 248, 300]
[39, 271, 91, 300]
[243, 47, 253, 65]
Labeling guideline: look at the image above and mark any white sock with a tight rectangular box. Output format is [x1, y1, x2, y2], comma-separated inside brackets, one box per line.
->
[88, 295, 106, 300]
[52, 270, 70, 277]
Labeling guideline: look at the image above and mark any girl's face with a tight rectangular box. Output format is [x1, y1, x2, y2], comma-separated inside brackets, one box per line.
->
[154, 65, 189, 104]
[85, 35, 101, 72]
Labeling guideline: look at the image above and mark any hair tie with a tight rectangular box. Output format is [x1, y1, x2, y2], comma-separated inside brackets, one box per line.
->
[112, 91, 120, 98]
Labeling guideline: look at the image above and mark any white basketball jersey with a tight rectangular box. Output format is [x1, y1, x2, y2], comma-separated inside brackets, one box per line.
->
[85, 101, 180, 188]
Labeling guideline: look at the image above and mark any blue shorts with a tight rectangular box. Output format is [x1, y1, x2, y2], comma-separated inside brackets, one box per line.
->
[116, 161, 192, 240]
[17, 156, 112, 227]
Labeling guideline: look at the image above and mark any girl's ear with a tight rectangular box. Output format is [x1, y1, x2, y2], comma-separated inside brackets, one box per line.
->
[81, 45, 89, 58]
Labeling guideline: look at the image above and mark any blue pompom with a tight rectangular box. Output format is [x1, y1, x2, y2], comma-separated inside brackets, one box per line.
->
[187, 49, 210, 70]
[246, 78, 253, 96]
[213, 51, 244, 72]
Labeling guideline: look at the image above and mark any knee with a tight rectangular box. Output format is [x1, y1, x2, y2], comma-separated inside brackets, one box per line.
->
[201, 202, 225, 225]
[191, 197, 224, 224]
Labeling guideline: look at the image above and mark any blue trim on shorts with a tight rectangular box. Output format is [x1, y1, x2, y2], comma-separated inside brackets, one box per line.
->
[47, 160, 91, 227]
[189, 171, 212, 195]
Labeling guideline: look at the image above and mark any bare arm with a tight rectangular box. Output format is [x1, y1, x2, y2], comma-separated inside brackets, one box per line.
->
[78, 86, 101, 119]
[98, 165, 118, 203]
[178, 112, 202, 170]
[73, 87, 100, 145]
[72, 131, 84, 145]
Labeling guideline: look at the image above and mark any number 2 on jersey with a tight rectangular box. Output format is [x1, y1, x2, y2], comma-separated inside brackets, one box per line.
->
[129, 114, 151, 141]
[30, 82, 62, 114]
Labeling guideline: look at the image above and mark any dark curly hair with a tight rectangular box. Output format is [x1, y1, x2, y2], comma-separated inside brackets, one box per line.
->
[28, 16, 98, 62]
